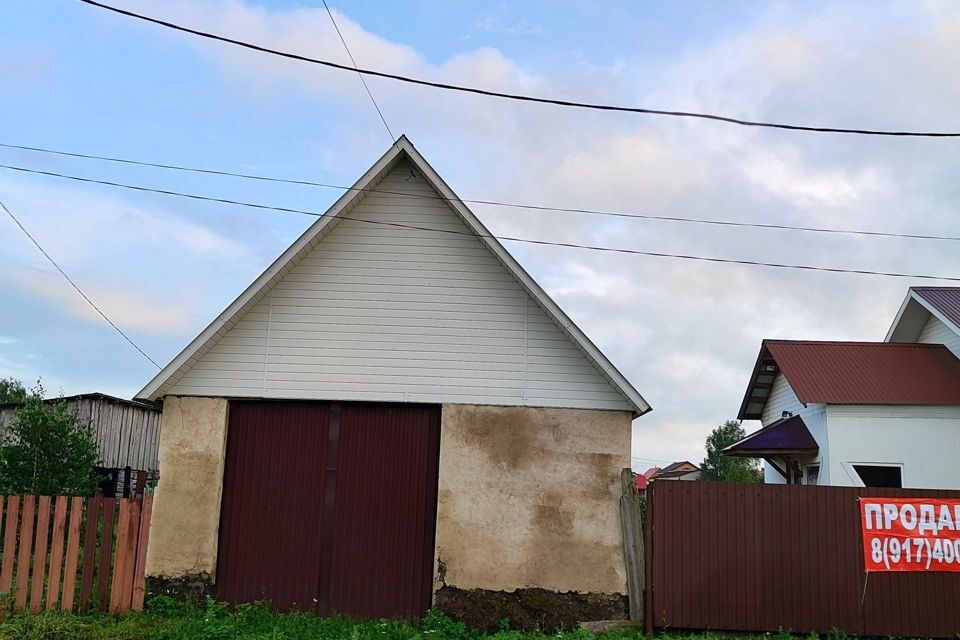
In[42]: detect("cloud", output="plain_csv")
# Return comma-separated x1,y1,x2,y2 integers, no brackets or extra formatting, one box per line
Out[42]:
476,17,543,36
6,268,191,333
51,0,960,465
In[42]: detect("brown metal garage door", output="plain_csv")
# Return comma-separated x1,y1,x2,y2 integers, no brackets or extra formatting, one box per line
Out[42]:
216,401,441,618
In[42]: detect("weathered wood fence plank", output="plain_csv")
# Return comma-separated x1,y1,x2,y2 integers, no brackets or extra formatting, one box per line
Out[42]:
78,496,100,611
131,494,153,611
30,496,52,612
619,468,645,624
61,497,84,611
15,496,35,611
46,496,69,610
0,496,18,592
96,498,116,612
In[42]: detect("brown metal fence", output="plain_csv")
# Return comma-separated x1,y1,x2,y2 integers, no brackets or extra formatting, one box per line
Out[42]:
648,481,960,638
0,494,153,614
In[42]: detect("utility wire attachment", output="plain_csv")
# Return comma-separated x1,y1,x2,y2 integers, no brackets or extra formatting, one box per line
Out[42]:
0,197,161,369
322,0,395,143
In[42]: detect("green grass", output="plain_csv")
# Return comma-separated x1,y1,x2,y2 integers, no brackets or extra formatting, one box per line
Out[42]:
0,598,653,640
0,599,857,640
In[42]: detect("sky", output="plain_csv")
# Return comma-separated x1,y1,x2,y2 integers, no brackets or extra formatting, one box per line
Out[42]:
2,0,960,470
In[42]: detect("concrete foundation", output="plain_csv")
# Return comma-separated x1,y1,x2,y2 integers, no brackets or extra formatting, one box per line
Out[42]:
434,586,628,632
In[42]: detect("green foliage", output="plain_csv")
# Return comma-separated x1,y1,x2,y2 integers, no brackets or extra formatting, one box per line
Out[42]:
0,378,27,405
701,419,761,483
0,383,100,496
0,603,653,640
0,603,867,640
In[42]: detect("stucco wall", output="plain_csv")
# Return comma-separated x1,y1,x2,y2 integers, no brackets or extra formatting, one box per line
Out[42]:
145,396,229,579
435,404,632,595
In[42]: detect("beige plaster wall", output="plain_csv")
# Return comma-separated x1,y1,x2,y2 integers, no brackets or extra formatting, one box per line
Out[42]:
145,396,229,579
435,404,632,595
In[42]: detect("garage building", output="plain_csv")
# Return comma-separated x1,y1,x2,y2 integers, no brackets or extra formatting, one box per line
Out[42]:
137,136,650,625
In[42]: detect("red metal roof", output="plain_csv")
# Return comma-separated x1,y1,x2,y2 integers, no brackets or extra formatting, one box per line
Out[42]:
766,340,960,405
913,287,960,329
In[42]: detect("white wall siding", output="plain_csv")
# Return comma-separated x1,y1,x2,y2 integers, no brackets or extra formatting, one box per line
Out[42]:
824,405,960,489
758,373,828,484
917,314,960,358
165,162,633,411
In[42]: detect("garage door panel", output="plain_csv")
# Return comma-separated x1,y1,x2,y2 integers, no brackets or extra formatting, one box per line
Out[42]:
217,402,331,611
329,405,441,619
216,401,441,619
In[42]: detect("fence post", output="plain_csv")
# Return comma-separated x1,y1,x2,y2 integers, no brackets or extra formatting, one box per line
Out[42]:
620,468,645,625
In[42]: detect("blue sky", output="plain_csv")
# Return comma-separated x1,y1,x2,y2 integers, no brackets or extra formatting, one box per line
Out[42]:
2,0,959,467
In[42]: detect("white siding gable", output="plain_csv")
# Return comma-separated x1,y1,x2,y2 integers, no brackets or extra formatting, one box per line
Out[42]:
917,314,960,358
758,373,828,484
760,373,818,425
161,161,634,411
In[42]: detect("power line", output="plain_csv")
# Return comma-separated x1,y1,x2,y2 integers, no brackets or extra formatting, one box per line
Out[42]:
3,162,959,283
76,0,960,138
0,197,161,369
3,141,959,243
322,0,395,142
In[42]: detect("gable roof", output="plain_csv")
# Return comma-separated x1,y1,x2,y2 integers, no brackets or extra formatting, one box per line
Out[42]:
137,136,649,416
738,340,960,419
660,461,698,473
887,287,960,342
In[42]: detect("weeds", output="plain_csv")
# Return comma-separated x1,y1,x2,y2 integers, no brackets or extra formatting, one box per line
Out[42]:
0,600,867,640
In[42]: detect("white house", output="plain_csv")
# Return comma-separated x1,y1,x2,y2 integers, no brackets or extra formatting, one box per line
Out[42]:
729,339,960,489
886,287,960,357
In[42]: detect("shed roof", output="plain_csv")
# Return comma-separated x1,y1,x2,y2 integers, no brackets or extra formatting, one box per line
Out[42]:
738,340,960,419
0,392,159,412
136,136,649,416
724,415,818,457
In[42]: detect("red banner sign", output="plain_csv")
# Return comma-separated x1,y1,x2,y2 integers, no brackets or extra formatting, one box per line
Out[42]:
861,498,960,572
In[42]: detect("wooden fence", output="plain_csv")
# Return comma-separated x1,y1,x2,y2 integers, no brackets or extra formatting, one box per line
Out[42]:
0,494,153,613
647,481,960,638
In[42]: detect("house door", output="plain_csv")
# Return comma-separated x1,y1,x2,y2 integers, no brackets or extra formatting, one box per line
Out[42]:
216,401,441,618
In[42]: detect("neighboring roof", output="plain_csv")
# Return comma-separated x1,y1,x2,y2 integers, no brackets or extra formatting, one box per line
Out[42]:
660,461,699,474
0,392,159,412
738,340,960,419
642,466,660,478
724,415,818,457
887,287,960,342
137,136,650,416
653,468,702,480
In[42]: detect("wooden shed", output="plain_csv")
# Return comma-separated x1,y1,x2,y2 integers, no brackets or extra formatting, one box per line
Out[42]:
0,392,162,496
136,136,650,627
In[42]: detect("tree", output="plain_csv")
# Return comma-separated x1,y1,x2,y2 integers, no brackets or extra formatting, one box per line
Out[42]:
0,383,100,496
701,419,761,482
0,377,28,404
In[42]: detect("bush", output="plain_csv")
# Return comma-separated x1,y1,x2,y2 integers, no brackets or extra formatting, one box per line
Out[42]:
0,383,99,496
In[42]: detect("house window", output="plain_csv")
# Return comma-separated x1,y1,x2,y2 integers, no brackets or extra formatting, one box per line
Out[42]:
805,464,820,486
853,464,902,488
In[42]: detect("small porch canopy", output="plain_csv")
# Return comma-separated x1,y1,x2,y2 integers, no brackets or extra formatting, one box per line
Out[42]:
724,415,818,484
